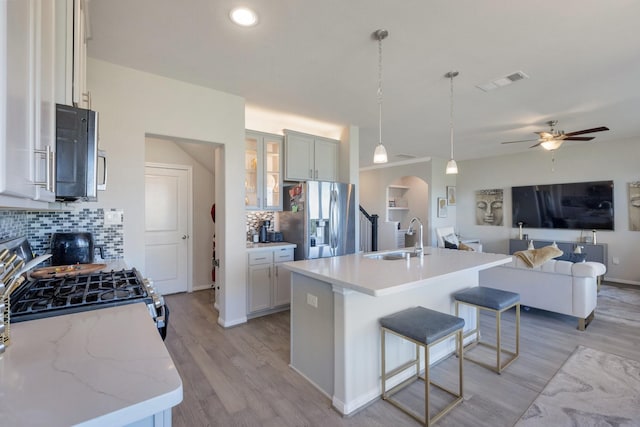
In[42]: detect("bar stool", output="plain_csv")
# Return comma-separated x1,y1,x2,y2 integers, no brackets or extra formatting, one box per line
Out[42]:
453,286,520,374
380,306,464,426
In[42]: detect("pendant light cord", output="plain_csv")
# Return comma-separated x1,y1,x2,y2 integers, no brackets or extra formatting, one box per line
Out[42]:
449,73,454,159
378,36,383,146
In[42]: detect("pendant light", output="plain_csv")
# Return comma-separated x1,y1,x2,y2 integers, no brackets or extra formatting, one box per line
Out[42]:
373,29,388,164
445,71,459,174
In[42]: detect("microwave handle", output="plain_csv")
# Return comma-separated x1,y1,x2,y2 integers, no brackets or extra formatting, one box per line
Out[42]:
97,150,107,191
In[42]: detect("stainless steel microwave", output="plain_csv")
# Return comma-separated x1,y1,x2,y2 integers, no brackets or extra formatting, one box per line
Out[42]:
55,104,106,201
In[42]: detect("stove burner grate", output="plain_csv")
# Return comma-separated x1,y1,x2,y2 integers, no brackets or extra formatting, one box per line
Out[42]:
10,268,150,320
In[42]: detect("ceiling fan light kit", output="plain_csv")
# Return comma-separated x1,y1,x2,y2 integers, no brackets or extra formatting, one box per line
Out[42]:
445,70,459,175
372,29,389,164
501,120,609,150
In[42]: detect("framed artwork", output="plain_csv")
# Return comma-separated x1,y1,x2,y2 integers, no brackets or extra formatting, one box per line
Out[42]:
437,197,448,218
630,182,640,231
476,189,504,226
447,186,456,206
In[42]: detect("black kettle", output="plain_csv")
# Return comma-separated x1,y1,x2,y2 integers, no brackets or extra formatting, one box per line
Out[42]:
50,232,100,265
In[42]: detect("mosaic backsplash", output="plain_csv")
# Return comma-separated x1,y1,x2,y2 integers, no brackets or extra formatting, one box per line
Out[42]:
246,211,275,241
0,208,124,260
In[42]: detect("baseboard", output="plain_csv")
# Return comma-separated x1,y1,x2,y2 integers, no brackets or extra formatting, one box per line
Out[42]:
604,277,640,286
217,315,247,328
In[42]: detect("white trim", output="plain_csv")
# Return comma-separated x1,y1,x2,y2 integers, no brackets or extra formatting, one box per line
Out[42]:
217,315,247,328
605,277,640,286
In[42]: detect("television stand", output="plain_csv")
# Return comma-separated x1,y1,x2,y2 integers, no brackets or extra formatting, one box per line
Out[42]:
509,238,608,270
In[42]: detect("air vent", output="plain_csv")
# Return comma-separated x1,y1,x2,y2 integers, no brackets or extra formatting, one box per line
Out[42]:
476,70,530,92
507,71,528,82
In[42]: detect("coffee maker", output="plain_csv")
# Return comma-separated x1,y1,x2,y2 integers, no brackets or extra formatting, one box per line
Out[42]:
259,220,271,243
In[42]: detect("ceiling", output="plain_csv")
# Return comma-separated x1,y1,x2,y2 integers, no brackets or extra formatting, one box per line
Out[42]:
87,0,640,167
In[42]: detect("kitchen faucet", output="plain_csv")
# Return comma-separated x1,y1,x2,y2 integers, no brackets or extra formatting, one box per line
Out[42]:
407,217,424,256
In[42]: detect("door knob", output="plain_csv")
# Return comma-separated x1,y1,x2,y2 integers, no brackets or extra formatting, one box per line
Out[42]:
182,235,188,240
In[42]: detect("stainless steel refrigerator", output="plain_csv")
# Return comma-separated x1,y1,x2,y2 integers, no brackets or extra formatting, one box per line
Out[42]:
279,181,356,260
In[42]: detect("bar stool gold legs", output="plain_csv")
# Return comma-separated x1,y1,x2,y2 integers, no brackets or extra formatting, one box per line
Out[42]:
454,287,520,375
380,307,464,426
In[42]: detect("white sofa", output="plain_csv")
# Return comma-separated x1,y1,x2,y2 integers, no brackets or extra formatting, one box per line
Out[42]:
479,257,606,330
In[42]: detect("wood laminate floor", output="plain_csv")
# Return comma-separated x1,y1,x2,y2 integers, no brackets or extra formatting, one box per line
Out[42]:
163,284,640,427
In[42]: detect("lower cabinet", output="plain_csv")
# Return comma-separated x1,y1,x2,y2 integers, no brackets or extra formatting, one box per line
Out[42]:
247,247,294,317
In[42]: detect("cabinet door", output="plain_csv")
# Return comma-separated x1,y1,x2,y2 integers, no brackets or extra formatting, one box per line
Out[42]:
248,264,272,313
245,133,261,209
313,137,338,181
1,0,36,199
33,0,56,202
285,133,314,181
72,0,88,108
273,262,291,307
263,136,282,210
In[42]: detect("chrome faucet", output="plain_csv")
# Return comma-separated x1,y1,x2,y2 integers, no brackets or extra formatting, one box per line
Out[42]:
407,217,424,256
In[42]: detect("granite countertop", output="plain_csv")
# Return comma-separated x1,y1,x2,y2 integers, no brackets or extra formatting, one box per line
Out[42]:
282,247,512,297
0,303,183,427
246,242,297,252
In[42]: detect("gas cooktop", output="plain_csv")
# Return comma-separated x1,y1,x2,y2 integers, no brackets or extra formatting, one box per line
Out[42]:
10,268,151,323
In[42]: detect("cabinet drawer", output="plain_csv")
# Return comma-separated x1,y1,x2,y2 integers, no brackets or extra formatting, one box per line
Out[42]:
248,251,273,265
274,248,294,262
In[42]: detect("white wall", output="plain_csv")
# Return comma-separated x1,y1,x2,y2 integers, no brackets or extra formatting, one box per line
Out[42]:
359,157,457,249
145,137,216,291
87,58,248,326
457,138,640,284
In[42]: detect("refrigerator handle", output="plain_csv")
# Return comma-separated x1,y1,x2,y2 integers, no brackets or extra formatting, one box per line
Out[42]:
329,187,338,254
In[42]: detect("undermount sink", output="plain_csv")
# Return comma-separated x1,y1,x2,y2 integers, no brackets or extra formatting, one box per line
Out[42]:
364,250,424,260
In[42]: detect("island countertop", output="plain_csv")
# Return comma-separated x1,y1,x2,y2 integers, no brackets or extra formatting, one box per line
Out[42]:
0,303,183,427
282,247,512,296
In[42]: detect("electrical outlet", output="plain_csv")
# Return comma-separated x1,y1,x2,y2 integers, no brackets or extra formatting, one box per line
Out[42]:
306,293,318,308
612,257,620,265
104,210,123,226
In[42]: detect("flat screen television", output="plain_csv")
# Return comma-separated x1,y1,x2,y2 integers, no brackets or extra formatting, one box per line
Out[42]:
512,180,614,230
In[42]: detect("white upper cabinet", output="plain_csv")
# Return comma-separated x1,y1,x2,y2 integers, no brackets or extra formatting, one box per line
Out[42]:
245,130,283,211
1,0,58,206
54,0,88,108
284,130,338,182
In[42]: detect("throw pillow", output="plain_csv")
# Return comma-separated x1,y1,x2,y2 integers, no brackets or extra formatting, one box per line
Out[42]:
444,239,458,249
555,252,587,263
458,242,475,251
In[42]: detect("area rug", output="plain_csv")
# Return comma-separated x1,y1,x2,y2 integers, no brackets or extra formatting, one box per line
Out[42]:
596,285,640,328
515,345,640,426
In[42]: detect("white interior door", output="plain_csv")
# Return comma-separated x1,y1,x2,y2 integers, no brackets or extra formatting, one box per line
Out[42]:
144,164,191,294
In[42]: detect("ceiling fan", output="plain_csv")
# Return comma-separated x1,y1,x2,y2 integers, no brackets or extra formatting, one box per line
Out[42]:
501,120,609,150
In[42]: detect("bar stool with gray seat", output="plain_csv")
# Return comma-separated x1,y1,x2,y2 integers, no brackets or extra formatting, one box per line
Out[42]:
453,286,520,374
380,306,465,426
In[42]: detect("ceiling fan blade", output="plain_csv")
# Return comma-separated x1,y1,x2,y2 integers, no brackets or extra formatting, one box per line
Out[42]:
529,142,542,148
564,126,609,136
564,136,595,141
501,139,538,144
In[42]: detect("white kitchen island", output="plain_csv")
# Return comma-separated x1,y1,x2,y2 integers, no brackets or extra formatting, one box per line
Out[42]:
282,247,511,415
0,303,182,427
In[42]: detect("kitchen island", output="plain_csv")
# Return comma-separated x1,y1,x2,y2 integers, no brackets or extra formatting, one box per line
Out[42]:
282,247,511,415
0,303,182,427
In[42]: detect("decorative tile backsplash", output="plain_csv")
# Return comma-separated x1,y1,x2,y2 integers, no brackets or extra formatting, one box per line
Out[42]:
245,211,275,240
0,208,124,260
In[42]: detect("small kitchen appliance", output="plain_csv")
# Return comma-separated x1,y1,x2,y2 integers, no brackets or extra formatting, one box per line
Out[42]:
259,220,271,243
50,232,103,265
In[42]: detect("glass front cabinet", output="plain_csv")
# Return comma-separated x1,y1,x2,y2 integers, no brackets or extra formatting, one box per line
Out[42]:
245,130,283,211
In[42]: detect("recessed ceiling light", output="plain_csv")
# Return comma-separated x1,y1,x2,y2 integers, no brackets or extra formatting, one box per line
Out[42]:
229,7,258,27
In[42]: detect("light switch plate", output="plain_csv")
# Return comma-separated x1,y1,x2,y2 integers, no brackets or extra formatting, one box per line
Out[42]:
104,210,123,226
